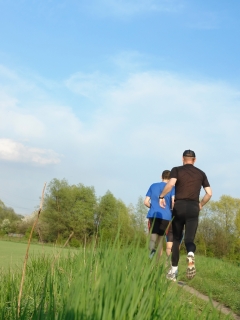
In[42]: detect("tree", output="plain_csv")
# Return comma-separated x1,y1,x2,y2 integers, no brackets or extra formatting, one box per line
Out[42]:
196,195,240,259
209,195,240,234
1,218,10,233
134,196,148,233
68,184,97,242
235,210,240,249
96,191,119,242
116,199,134,244
0,200,22,223
0,200,23,235
125,196,148,246
39,179,97,244
95,191,136,243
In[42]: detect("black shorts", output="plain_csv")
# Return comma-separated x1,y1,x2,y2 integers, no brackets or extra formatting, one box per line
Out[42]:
149,218,170,236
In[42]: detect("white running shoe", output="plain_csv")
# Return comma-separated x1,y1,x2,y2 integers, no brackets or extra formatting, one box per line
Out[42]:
166,268,178,282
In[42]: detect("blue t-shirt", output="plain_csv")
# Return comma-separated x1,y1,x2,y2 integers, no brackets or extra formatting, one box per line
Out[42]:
146,182,175,221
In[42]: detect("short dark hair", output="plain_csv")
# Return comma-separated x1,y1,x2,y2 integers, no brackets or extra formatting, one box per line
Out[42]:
183,149,196,157
162,170,170,180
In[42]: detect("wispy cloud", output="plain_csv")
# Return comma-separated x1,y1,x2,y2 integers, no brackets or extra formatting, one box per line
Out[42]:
65,72,114,98
110,51,150,72
0,139,61,165
186,11,220,30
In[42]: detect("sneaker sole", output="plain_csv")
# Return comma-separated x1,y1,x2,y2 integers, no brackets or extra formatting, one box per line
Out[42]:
166,275,177,282
186,266,196,279
186,256,196,279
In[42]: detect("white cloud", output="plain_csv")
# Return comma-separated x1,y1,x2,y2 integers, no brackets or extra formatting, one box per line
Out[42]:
1,63,240,214
0,107,45,139
64,69,240,189
0,139,61,165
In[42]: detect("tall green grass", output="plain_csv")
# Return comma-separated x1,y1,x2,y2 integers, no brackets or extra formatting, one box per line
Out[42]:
0,240,234,319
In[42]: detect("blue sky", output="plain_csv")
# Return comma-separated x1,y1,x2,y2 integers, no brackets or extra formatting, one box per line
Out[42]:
0,0,240,215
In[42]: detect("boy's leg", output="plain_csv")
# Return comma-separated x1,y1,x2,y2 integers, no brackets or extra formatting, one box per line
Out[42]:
156,235,163,259
149,218,170,260
166,241,173,257
149,218,158,258
166,223,173,257
157,219,171,260
149,233,158,251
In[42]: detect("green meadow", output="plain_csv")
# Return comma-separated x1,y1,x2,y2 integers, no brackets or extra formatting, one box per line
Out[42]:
0,239,238,320
0,240,54,270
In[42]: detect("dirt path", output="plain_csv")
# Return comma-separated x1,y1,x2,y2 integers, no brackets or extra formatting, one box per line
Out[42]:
178,281,240,320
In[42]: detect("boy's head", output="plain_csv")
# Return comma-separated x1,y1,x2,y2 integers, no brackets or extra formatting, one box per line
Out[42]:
162,170,170,180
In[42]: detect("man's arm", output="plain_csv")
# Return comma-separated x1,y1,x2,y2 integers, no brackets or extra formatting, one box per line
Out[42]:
144,196,151,208
159,178,177,208
171,196,175,210
199,186,212,210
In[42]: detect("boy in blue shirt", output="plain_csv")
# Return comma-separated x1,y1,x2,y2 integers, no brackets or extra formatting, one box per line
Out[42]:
144,170,175,260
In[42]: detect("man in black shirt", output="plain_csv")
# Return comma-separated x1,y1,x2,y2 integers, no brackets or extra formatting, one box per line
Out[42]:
159,150,212,281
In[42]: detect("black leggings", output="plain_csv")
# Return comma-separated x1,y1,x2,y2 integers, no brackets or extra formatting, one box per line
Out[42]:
172,200,199,267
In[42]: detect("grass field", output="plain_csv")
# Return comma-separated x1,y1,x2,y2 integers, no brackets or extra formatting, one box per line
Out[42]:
0,240,73,271
0,239,238,319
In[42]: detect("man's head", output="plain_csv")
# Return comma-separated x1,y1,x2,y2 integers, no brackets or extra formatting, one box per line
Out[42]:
162,170,170,180
182,149,196,165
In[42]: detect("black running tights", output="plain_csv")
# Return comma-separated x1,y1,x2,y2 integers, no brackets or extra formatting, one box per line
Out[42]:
171,200,199,267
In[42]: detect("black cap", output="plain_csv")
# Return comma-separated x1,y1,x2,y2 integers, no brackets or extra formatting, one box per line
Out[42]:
183,149,196,157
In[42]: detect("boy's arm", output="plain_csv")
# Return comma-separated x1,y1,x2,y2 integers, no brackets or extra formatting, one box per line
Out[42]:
144,196,151,208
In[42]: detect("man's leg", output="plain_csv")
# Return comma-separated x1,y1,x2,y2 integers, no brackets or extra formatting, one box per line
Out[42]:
167,202,185,281
171,216,185,266
184,201,199,279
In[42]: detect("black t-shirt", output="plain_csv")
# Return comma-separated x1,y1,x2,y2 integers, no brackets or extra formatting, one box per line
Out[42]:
170,164,210,202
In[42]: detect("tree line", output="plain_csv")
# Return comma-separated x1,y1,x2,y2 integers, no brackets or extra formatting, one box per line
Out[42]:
1,179,240,261
0,179,148,246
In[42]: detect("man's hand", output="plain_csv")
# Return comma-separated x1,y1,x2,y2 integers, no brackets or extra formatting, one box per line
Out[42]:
158,178,176,209
159,198,166,208
199,186,212,210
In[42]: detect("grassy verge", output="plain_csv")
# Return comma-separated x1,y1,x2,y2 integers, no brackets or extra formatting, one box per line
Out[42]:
178,255,240,315
175,286,235,320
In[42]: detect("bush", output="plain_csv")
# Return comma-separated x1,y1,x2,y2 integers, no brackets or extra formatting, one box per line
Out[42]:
70,238,80,247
